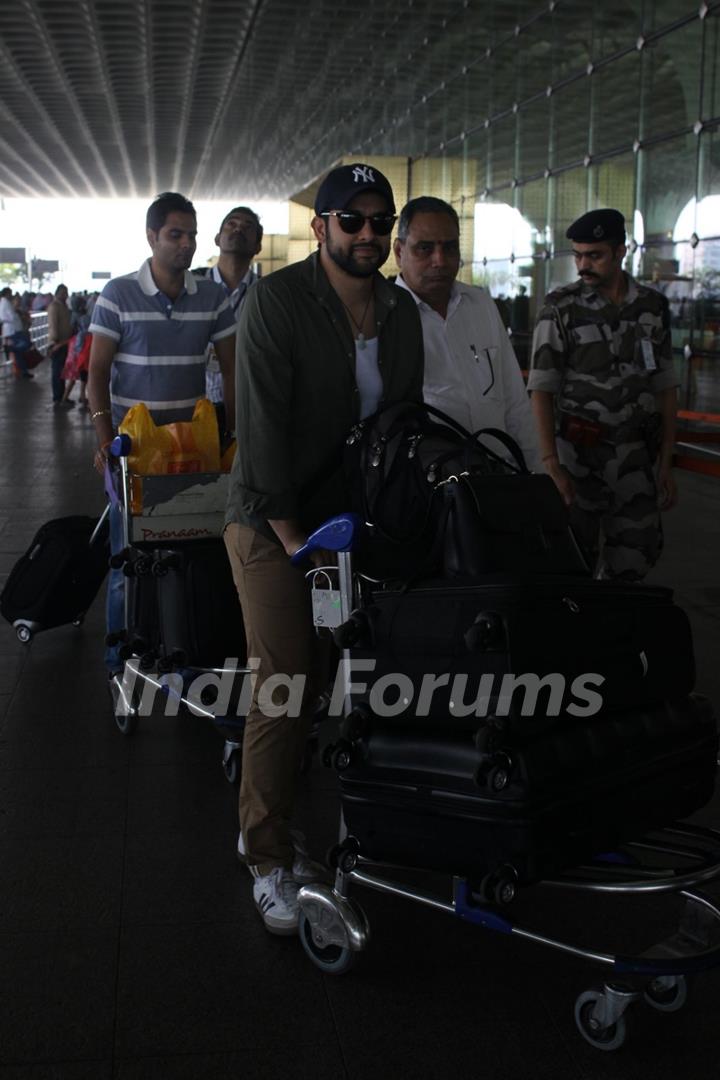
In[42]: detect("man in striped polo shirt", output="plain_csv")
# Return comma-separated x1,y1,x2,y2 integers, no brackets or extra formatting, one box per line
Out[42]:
87,191,237,674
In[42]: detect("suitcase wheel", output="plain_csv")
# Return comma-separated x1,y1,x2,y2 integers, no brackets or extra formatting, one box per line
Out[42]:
222,745,242,786
643,975,688,1013
574,987,633,1051
298,910,357,974
16,625,32,644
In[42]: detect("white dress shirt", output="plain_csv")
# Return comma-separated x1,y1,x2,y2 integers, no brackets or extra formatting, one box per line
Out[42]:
396,276,541,471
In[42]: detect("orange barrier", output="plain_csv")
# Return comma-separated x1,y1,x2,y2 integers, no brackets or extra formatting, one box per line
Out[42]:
674,454,720,478
677,409,720,425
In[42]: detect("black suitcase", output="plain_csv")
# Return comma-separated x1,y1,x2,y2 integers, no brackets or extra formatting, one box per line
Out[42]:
352,575,695,733
338,694,718,886
153,539,246,668
0,513,109,641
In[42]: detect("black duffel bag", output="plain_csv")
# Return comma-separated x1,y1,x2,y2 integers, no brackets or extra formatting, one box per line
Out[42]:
343,401,525,578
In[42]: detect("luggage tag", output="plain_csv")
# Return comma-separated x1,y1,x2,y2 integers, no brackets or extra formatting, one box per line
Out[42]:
640,339,657,371
310,570,343,629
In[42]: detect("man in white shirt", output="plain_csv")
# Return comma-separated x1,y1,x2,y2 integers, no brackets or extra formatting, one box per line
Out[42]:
193,206,262,433
393,196,541,471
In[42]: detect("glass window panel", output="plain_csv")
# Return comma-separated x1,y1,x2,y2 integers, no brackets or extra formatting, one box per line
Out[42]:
642,0,702,34
702,12,720,121
699,126,720,210
641,22,702,141
592,6,641,60
518,98,550,180
552,78,591,168
638,135,697,240
590,53,641,156
488,116,517,190
589,153,636,224
462,127,489,199
515,178,549,258
488,41,518,118
552,9,593,84
517,32,553,102
462,63,491,135
550,169,589,252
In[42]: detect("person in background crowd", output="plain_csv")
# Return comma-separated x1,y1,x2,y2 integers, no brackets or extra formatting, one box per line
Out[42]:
0,286,33,379
60,295,92,407
193,205,263,433
393,196,541,470
47,284,74,406
529,208,679,580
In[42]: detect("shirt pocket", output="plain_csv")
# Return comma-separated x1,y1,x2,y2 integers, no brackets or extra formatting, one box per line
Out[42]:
468,344,500,400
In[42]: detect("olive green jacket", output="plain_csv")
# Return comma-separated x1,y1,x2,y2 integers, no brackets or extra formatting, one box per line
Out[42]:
226,251,424,537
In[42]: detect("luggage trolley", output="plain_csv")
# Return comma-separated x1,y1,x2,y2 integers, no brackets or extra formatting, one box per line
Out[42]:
105,434,249,777
291,514,720,1052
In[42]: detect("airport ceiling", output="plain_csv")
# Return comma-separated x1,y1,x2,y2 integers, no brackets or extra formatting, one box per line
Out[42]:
0,0,689,202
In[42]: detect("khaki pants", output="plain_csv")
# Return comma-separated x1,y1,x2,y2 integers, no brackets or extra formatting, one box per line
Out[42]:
224,523,325,875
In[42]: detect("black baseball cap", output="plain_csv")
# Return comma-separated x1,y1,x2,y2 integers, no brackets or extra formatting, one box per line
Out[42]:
314,163,395,215
566,209,626,245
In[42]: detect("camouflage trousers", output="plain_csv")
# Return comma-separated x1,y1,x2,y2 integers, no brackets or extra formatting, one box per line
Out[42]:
557,436,663,582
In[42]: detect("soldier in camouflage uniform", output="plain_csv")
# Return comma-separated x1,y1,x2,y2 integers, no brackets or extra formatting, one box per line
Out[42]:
528,209,679,581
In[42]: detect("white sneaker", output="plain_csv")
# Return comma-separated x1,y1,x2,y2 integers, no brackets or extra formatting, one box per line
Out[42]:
252,867,300,935
238,828,329,884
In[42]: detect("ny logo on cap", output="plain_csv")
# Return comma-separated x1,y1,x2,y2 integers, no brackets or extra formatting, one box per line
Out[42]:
593,225,605,238
352,166,375,184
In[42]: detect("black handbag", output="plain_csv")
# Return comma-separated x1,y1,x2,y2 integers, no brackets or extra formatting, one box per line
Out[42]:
441,470,589,577
344,402,524,578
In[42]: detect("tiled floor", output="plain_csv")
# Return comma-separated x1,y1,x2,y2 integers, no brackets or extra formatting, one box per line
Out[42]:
1,357,719,1079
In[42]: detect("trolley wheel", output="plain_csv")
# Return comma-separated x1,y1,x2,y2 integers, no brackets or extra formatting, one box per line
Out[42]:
16,625,32,644
574,990,628,1051
109,672,140,737
115,710,139,737
298,911,357,974
643,975,688,1012
223,748,242,786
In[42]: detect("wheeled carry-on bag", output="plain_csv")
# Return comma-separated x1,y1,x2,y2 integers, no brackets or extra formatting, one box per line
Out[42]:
338,694,718,886
352,575,695,733
153,539,246,668
0,510,110,642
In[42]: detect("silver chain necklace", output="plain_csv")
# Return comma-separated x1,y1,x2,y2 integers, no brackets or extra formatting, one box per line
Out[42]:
341,290,373,350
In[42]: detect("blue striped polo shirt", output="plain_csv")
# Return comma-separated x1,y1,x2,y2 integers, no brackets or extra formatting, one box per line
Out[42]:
89,258,236,428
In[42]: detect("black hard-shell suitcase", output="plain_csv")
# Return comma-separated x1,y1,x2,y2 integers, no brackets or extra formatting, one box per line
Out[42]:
338,694,718,885
153,539,246,668
0,513,109,641
353,575,695,733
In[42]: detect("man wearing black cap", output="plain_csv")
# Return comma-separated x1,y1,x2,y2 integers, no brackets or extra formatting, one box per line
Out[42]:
224,163,423,934
528,208,679,580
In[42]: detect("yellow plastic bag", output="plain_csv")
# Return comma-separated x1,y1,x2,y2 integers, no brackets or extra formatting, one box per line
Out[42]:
119,398,221,476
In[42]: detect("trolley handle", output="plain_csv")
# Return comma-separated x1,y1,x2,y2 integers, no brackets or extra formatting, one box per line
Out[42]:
290,512,363,567
110,433,132,458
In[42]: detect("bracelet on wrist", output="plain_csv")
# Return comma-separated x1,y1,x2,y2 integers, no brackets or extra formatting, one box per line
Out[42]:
91,408,112,421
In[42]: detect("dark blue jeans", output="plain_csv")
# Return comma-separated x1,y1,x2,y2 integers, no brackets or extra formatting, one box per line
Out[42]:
105,500,125,673
11,331,30,375
50,345,67,402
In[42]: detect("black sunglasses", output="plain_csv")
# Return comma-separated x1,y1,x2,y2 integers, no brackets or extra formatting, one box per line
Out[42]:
321,210,397,236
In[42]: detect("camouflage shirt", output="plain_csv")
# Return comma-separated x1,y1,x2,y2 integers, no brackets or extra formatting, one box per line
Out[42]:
528,273,679,427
